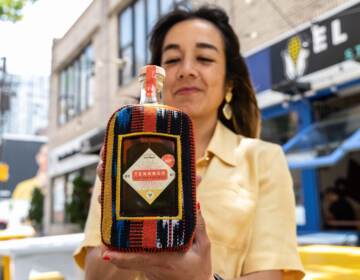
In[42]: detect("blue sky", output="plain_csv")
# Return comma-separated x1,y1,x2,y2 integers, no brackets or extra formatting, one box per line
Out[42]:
0,0,93,77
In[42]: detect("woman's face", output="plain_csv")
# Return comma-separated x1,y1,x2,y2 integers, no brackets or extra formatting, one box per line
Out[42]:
160,19,227,120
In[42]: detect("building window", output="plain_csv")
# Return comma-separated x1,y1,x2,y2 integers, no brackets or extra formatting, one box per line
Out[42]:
51,166,96,225
51,172,79,224
58,44,94,125
118,0,188,85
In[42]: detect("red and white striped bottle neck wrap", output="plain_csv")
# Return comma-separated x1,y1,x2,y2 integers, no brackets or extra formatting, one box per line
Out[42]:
138,65,165,104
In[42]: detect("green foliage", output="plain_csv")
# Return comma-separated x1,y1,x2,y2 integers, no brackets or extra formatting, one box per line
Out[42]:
66,176,92,230
28,187,44,228
0,0,38,22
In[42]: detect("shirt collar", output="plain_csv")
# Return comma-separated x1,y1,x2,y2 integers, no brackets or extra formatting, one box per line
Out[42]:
206,121,240,166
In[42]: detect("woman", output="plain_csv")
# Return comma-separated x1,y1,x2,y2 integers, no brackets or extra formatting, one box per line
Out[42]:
74,5,305,280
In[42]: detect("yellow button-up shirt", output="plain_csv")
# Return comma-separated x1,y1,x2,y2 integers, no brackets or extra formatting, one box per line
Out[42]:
74,121,304,279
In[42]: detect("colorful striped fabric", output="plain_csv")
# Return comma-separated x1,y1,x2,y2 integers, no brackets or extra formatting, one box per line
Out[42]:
101,104,196,252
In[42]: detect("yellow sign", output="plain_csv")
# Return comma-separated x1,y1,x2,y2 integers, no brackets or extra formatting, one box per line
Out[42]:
0,162,9,182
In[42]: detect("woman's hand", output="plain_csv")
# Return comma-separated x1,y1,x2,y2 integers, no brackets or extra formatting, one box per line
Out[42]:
101,206,212,280
85,247,139,280
96,145,105,182
97,145,212,280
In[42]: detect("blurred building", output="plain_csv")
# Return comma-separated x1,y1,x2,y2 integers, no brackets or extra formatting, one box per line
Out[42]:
4,76,49,135
0,58,48,136
0,57,18,136
1,58,49,233
247,0,360,235
47,0,360,235
0,134,46,198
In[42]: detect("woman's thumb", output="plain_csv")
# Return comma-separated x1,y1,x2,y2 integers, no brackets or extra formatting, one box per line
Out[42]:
194,203,209,248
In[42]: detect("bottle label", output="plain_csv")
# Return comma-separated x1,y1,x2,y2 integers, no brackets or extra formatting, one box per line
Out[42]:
117,133,182,219
145,65,156,98
123,148,175,204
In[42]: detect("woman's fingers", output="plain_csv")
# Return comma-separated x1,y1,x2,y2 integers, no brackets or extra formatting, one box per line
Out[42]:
96,162,103,182
102,249,158,271
100,145,105,158
196,175,202,187
97,146,105,182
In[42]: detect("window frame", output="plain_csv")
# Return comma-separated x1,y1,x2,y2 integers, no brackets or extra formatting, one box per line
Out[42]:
57,44,94,126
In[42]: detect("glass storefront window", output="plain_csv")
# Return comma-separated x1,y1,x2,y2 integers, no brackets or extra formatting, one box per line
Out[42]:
261,111,298,145
66,171,80,205
286,115,360,158
52,176,65,224
319,151,360,230
313,93,360,122
261,111,306,226
51,168,96,226
310,94,360,231
291,169,306,226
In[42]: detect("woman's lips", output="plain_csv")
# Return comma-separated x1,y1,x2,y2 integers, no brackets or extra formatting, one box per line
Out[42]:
174,87,201,95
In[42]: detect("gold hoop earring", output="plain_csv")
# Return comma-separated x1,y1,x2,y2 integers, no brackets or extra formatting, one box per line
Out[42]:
222,90,233,120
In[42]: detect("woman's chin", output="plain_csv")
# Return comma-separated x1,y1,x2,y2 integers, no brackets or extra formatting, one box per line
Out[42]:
164,100,205,119
174,105,200,118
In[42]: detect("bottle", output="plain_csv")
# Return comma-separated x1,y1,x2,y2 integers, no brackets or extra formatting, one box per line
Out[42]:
101,65,196,252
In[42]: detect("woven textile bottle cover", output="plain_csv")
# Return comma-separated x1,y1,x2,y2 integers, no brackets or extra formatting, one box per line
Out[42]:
101,65,197,252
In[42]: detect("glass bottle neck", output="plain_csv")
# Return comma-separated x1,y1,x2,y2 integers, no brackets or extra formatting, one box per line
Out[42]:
140,84,158,104
138,65,164,104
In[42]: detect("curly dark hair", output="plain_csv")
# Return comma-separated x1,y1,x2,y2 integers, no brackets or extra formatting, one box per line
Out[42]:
149,5,260,138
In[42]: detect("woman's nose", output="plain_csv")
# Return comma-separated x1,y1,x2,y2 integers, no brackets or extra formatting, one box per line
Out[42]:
177,59,198,79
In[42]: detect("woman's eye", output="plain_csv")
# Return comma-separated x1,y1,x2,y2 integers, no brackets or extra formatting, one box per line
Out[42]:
198,57,214,63
163,58,180,65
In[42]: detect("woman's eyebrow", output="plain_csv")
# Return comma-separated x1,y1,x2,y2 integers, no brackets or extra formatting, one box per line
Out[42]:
162,43,180,53
196,42,219,52
162,42,219,53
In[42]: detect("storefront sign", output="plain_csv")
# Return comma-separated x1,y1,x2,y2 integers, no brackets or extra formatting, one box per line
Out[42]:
270,3,360,85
